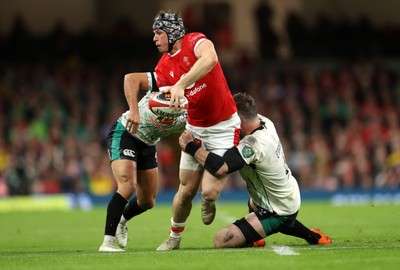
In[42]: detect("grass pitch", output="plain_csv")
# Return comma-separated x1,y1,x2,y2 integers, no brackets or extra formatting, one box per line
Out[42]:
1,200,399,270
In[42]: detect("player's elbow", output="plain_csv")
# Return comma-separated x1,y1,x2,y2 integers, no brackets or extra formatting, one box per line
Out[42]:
198,39,218,68
205,54,218,71
201,50,218,71
208,53,218,66
124,73,135,86
124,73,133,81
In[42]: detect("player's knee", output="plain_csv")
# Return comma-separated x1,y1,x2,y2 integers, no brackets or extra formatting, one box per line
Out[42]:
137,197,155,210
201,178,225,201
117,176,135,191
201,190,219,202
178,184,198,202
214,227,238,248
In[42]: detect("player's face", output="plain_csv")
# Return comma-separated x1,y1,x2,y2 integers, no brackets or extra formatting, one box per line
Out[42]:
153,29,169,53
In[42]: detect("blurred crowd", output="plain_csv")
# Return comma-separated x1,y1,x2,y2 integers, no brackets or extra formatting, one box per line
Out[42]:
227,58,400,191
1,10,400,200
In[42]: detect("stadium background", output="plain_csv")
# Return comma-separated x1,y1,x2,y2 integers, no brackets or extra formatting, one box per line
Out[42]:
1,0,399,209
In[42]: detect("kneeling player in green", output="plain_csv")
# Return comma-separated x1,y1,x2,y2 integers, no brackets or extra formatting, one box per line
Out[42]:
179,92,332,248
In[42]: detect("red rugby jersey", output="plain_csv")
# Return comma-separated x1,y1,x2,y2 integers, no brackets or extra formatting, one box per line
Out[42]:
155,32,237,127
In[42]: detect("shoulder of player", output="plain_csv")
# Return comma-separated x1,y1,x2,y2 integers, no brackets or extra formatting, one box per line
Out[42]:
243,127,275,149
183,32,208,45
240,133,261,148
184,32,206,38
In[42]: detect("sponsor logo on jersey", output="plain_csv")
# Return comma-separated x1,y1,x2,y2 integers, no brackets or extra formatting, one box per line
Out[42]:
242,145,254,158
122,149,136,158
169,71,174,78
187,83,207,97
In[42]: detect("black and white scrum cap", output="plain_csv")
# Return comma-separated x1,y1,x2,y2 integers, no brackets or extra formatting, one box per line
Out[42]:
153,12,186,51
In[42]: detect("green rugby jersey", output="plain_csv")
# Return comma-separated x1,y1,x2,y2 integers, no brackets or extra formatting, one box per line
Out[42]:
119,90,187,146
237,114,300,215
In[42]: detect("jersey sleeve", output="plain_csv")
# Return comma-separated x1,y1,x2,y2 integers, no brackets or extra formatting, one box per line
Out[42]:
236,135,262,165
186,32,207,53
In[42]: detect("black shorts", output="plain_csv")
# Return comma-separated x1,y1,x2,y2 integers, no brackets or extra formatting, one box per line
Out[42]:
107,121,157,170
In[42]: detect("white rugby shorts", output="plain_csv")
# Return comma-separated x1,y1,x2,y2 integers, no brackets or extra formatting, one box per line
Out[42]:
179,112,241,171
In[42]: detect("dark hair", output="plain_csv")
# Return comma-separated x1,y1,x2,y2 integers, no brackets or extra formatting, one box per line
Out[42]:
233,92,258,121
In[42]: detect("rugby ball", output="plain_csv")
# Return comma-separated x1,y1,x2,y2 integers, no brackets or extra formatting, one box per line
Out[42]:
148,91,188,118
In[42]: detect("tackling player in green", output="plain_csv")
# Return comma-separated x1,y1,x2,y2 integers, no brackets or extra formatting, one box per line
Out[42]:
178,92,332,248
